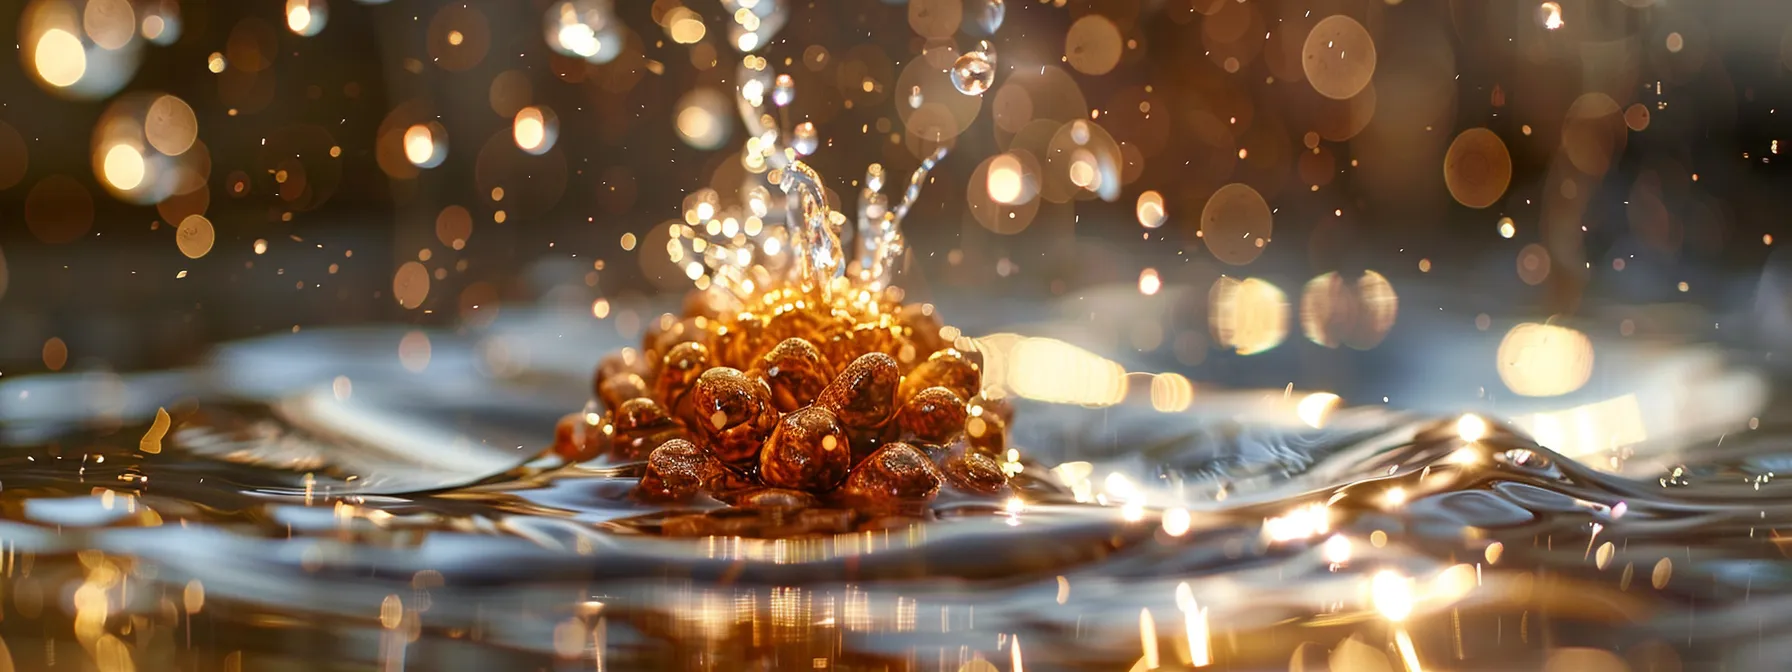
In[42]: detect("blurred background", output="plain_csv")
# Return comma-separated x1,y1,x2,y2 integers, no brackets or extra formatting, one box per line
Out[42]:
4,0,1792,414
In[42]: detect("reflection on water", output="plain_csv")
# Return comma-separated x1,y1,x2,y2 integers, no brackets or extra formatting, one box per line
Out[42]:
0,306,1783,671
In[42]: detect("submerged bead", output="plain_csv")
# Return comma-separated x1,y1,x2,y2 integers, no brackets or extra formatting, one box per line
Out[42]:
841,442,943,502
637,439,719,502
759,406,852,492
938,441,1009,496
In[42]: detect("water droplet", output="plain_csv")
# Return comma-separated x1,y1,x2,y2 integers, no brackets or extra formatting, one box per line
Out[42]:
977,0,1005,34
950,46,996,96
792,122,819,156
908,85,924,110
772,73,795,107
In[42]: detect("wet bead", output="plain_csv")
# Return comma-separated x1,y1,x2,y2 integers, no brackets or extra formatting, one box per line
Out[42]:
759,406,852,492
610,397,686,460
841,442,943,502
897,386,968,444
552,412,592,462
938,442,1009,496
690,367,779,466
750,337,835,413
963,409,1007,456
711,315,768,370
652,341,712,422
899,348,981,402
896,303,947,357
637,439,720,502
967,391,1015,424
817,352,901,431
683,285,743,320
597,371,648,410
593,348,649,398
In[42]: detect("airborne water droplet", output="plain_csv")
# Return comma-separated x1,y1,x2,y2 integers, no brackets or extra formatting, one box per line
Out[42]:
950,46,996,96
772,73,795,107
977,0,1006,34
908,85,924,110
792,122,819,156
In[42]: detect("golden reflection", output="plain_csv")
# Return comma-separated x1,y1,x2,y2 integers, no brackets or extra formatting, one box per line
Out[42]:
1138,268,1162,296
1497,323,1594,397
513,105,559,155
1302,15,1377,100
1136,190,1166,228
175,214,214,259
286,0,327,36
1265,503,1331,542
1005,337,1127,406
1297,392,1341,428
36,29,88,88
1199,183,1273,265
1139,608,1160,669
1150,373,1194,412
101,144,145,190
1210,277,1288,355
402,123,446,168
1456,414,1488,442
1371,569,1415,621
83,0,134,50
986,153,1025,204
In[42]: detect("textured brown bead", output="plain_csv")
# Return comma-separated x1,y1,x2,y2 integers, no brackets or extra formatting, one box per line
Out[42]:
759,406,852,492
597,372,648,411
711,315,767,370
899,348,982,403
751,337,835,413
963,408,1007,456
897,386,968,444
841,442,943,502
817,352,901,431
609,397,686,460
652,341,712,423
938,442,1010,496
689,367,779,466
637,439,719,502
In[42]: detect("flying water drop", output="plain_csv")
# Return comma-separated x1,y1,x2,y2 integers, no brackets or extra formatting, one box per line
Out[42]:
975,0,1005,34
951,42,996,96
908,85,924,110
772,74,795,107
792,122,819,156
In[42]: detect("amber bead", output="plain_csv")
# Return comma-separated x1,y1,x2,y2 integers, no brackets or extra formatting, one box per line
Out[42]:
841,442,943,502
963,408,1007,456
896,303,947,357
750,337,835,413
594,348,649,398
759,406,852,492
899,348,981,403
689,367,779,466
637,439,719,502
551,412,589,462
897,386,968,444
817,352,901,431
683,285,743,320
597,372,649,411
652,342,712,421
608,397,685,460
938,442,1009,496
967,391,1015,424
711,315,767,370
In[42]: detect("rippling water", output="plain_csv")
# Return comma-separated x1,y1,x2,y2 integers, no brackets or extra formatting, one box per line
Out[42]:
1,299,1784,671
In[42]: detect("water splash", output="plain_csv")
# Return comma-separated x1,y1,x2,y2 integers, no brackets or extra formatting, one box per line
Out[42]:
663,5,953,299
952,42,997,96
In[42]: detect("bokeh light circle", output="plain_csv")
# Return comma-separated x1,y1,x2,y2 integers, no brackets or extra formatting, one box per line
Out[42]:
1200,183,1273,265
